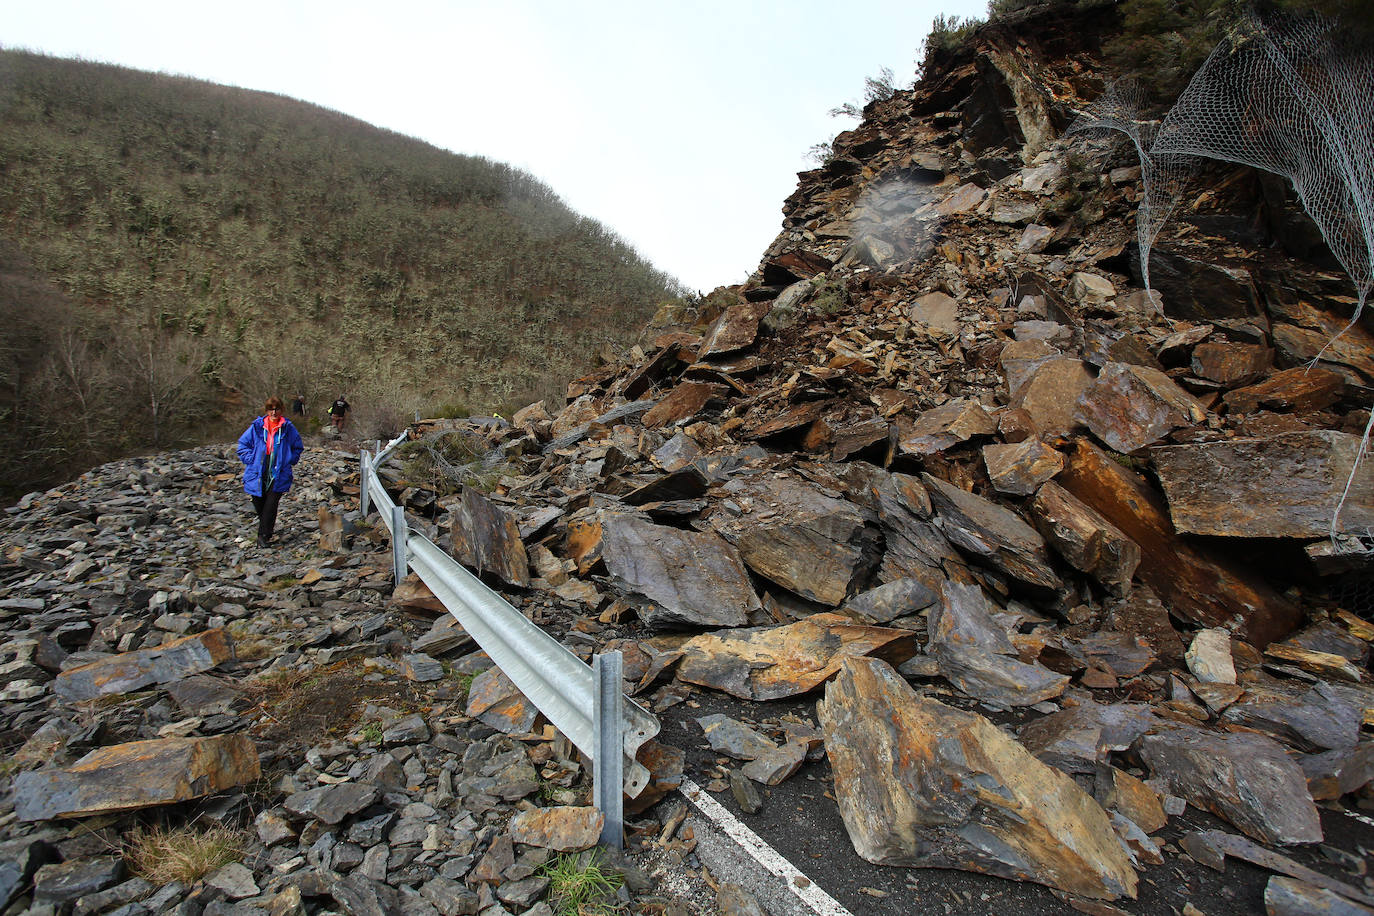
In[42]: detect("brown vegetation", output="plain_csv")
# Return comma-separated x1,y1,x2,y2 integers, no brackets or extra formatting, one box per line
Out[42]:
0,50,686,501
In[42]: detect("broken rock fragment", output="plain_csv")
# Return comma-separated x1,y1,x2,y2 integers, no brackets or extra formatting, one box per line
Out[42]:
601,515,759,628
1075,362,1206,453
712,474,874,607
53,629,235,702
925,581,1068,706
448,487,530,588
1057,439,1301,647
841,578,938,624
1184,629,1236,685
896,399,996,457
675,612,916,700
922,473,1061,592
1152,431,1374,538
1029,481,1139,594
818,657,1137,900
1137,725,1322,845
983,438,1064,496
15,734,261,821
507,807,603,852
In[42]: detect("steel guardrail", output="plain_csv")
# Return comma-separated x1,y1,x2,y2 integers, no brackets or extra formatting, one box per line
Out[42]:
359,441,661,802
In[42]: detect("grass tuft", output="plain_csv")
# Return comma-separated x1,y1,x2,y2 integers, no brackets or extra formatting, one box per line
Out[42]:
540,850,625,916
124,825,247,885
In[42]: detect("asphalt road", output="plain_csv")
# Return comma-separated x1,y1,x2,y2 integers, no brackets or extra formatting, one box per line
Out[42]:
652,687,1374,916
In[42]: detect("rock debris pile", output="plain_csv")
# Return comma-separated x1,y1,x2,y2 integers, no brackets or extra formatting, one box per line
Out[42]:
3,5,1374,916
0,448,702,916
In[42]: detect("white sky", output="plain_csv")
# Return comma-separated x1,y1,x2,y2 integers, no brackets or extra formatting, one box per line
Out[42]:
2,0,988,292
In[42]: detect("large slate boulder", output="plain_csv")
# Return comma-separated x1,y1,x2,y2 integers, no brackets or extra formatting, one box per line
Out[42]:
818,657,1137,900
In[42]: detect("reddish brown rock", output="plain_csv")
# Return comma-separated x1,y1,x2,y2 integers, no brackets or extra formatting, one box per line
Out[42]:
676,612,916,700
897,399,996,457
1189,342,1272,387
448,487,530,588
1095,765,1167,835
712,475,873,606
620,344,689,401
15,735,261,821
641,382,727,429
998,407,1039,443
1013,357,1095,438
1222,366,1345,415
909,291,960,335
818,657,1137,900
1075,362,1206,453
466,667,539,735
1057,440,1301,647
507,807,604,852
393,576,445,615
1272,322,1374,381
698,302,772,357
1152,431,1374,538
1029,482,1139,594
746,400,828,440
983,438,1064,495
936,182,987,216
829,416,892,462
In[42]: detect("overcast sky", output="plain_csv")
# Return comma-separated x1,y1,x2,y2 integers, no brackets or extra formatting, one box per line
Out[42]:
3,0,988,292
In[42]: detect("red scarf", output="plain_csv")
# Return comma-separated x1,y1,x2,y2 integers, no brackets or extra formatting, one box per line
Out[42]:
264,415,284,455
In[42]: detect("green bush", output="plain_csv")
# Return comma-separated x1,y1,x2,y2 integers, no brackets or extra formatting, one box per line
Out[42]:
918,13,985,79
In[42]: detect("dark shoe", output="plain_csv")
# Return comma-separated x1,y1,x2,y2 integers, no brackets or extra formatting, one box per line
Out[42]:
255,536,269,548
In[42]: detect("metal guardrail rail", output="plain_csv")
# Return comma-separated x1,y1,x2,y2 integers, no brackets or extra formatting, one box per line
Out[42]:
358,433,661,845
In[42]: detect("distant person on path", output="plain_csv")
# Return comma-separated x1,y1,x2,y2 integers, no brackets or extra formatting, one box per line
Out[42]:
291,394,306,417
329,395,351,432
236,396,304,548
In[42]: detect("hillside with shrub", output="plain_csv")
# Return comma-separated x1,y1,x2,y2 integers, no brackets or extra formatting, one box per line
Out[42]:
0,49,685,500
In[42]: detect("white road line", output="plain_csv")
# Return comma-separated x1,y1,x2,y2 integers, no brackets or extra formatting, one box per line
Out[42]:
678,777,857,916
1340,808,1374,830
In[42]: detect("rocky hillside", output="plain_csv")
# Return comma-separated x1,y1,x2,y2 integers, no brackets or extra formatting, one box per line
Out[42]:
1,5,1373,916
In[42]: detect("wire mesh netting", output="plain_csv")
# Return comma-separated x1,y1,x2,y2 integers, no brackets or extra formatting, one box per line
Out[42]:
1152,7,1373,321
1070,6,1374,542
1066,79,1197,293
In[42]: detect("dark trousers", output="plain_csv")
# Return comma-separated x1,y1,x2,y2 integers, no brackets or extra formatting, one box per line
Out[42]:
251,490,284,542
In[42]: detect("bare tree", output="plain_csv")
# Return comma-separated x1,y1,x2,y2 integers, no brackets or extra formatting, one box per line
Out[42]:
113,321,206,448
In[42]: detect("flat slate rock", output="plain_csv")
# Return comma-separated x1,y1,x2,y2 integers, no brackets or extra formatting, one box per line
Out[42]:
283,783,379,826
448,487,530,588
507,806,603,852
53,629,234,702
1152,431,1374,538
601,515,759,628
712,474,873,606
1137,725,1322,846
922,474,1061,592
1057,439,1301,648
15,734,261,821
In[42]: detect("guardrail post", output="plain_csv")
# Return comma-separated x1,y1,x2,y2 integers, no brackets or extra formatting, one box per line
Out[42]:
391,505,408,584
592,650,625,849
360,451,371,516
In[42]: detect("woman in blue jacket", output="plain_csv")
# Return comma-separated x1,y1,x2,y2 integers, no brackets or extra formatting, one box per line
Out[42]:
236,396,305,547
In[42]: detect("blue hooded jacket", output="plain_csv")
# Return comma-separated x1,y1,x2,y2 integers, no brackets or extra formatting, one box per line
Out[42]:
237,417,304,496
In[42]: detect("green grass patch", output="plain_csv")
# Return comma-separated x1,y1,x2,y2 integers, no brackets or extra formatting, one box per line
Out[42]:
540,851,625,916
